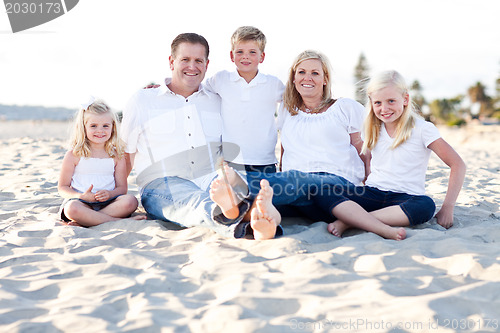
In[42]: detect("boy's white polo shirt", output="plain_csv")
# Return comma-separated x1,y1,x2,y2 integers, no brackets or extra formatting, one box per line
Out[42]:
205,70,284,165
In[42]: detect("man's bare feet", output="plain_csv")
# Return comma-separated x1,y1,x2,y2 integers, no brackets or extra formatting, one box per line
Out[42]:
251,179,281,240
218,164,248,196
209,178,240,219
327,220,350,237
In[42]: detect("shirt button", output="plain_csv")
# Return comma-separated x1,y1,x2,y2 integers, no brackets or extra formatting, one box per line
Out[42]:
191,161,194,164
191,146,195,149
188,133,191,136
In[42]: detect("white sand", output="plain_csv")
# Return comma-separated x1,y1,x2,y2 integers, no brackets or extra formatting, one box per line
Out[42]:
1,121,499,332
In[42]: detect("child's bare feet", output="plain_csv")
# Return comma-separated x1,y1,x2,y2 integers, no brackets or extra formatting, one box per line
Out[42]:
394,227,406,241
379,226,407,241
209,178,240,219
327,220,350,237
251,179,281,240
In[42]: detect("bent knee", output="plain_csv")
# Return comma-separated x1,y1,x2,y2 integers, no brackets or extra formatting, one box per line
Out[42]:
64,201,87,220
119,195,139,211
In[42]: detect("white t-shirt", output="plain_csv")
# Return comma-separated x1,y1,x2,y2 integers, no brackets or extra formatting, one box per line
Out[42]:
205,70,284,165
121,79,223,190
365,118,441,195
277,98,366,185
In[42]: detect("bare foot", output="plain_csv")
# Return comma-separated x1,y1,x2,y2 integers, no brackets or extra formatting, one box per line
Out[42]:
131,214,147,220
209,178,239,219
218,164,248,196
395,227,406,241
67,221,85,227
327,220,350,237
251,179,281,240
381,226,407,241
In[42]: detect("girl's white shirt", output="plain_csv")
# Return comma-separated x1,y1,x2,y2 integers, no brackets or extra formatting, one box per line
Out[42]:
71,157,115,193
277,98,366,185
365,118,441,195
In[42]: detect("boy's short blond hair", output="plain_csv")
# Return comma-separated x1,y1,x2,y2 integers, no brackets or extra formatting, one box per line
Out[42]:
230,26,266,52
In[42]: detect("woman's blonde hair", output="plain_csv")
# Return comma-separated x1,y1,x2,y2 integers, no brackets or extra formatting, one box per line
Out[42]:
283,50,335,116
362,70,418,154
70,100,125,158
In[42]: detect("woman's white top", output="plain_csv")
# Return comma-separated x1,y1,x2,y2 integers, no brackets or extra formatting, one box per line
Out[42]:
71,157,115,193
277,98,366,184
365,118,441,195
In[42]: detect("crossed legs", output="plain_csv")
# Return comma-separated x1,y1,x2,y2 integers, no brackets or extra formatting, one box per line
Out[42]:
63,194,146,227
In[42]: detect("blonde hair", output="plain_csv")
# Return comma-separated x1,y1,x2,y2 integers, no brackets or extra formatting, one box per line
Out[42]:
70,100,125,158
362,70,418,154
230,26,266,52
283,50,335,116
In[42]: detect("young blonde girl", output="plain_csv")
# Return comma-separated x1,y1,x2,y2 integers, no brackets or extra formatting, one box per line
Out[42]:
58,100,145,226
321,70,466,238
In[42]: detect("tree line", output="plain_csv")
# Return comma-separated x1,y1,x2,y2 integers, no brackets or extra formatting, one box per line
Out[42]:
354,53,500,126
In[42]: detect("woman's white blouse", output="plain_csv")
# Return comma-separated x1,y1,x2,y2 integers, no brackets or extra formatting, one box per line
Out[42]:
277,98,366,184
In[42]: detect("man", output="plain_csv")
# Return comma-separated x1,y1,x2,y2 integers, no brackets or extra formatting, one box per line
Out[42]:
121,33,282,239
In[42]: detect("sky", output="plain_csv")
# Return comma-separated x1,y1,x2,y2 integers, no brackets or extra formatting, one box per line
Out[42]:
1,0,499,111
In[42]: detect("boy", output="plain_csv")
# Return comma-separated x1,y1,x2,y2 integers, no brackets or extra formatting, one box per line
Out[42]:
205,26,284,174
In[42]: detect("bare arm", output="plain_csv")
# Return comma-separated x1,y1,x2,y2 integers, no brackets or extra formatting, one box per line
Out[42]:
279,144,284,172
350,132,371,182
125,152,135,176
428,138,466,229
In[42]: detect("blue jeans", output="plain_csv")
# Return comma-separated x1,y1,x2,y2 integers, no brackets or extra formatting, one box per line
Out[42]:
315,184,436,225
227,162,277,174
245,170,352,221
141,176,252,238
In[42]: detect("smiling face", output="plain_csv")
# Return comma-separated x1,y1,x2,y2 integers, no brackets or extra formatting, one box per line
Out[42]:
293,59,326,102
230,40,265,81
84,112,113,147
369,84,409,130
169,42,209,97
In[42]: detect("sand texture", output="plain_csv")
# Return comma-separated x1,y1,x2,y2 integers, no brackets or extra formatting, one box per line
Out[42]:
0,121,499,332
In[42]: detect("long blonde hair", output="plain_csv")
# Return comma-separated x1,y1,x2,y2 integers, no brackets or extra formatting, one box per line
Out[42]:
70,100,125,158
283,50,335,115
362,70,418,154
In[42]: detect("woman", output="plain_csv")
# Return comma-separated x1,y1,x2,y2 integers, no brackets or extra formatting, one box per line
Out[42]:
242,50,369,219
278,50,369,185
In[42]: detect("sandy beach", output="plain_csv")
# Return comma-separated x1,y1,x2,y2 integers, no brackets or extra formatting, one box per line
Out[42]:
0,120,499,332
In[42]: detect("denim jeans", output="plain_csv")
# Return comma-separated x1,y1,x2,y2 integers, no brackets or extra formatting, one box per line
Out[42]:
141,176,252,238
227,162,277,174
244,170,352,221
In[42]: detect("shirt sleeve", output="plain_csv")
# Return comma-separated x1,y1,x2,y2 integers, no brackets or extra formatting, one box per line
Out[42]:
204,71,225,94
337,98,366,134
276,103,287,131
120,92,142,154
421,120,442,147
275,77,285,103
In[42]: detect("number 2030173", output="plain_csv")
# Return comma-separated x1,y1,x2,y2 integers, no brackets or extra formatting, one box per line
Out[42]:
5,2,62,14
